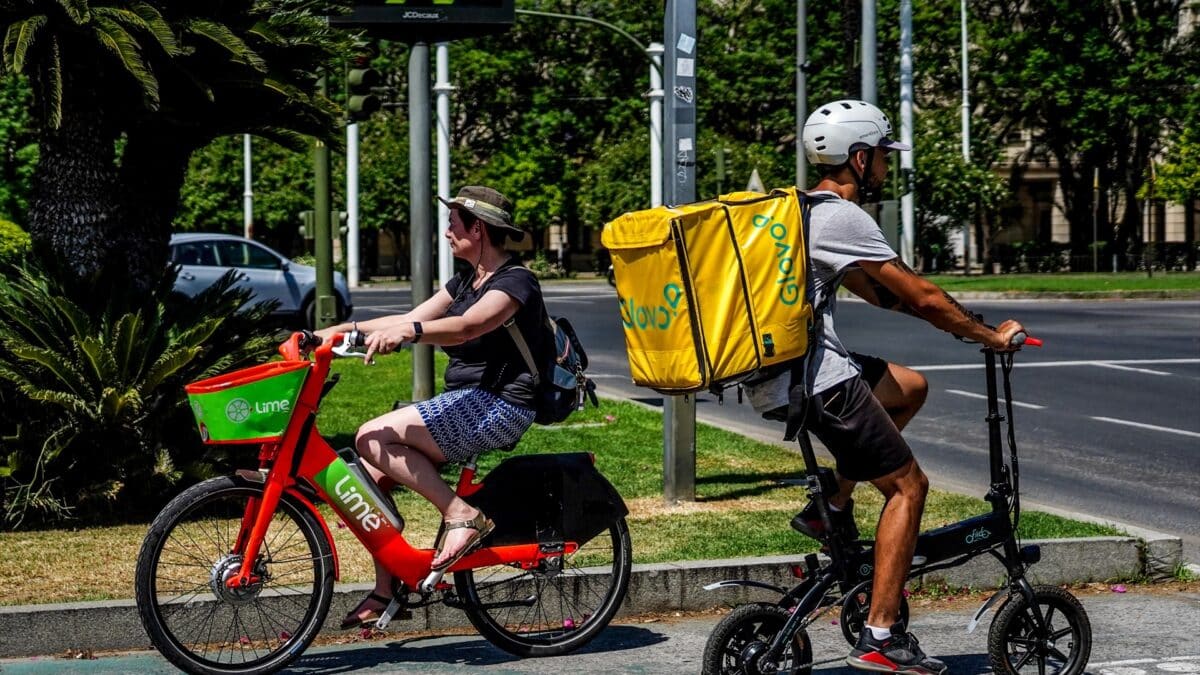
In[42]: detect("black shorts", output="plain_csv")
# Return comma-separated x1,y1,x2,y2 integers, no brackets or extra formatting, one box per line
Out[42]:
806,376,913,482
849,352,888,390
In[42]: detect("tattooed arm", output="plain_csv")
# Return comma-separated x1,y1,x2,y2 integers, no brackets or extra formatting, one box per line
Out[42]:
842,267,921,318
856,257,1024,350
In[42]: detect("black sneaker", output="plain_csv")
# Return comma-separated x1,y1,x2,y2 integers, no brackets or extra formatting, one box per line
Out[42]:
790,498,859,541
846,623,947,674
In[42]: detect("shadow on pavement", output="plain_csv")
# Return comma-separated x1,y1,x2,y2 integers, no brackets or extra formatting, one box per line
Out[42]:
286,625,670,673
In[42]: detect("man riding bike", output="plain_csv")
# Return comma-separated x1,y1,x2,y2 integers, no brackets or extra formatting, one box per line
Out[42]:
746,99,1025,674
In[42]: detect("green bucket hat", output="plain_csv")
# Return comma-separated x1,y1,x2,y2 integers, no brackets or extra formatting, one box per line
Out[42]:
438,185,526,242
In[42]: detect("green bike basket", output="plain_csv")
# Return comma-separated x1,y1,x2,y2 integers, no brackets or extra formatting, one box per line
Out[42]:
185,360,310,444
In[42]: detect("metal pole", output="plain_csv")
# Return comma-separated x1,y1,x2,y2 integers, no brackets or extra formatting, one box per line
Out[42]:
409,43,434,401
347,123,360,288
861,0,876,103
797,0,807,188
663,0,697,504
314,75,335,329
899,0,915,267
960,0,972,273
1092,167,1099,272
648,42,664,209
435,42,453,287
243,134,253,239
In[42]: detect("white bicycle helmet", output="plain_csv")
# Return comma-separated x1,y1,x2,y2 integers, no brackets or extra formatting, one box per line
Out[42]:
803,99,910,166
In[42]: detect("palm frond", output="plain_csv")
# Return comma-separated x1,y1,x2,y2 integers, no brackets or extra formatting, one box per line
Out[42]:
111,312,142,382
76,335,119,383
99,385,142,419
4,15,47,73
93,6,180,58
44,35,62,128
251,126,308,152
92,15,160,108
7,345,92,398
128,2,182,56
24,388,93,418
54,0,89,25
187,18,267,73
49,294,92,341
143,345,202,392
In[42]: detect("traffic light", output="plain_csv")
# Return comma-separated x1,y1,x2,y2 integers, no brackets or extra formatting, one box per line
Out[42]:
346,66,381,123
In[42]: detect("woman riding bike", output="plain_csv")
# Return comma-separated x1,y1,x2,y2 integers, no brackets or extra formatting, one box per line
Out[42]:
315,185,550,629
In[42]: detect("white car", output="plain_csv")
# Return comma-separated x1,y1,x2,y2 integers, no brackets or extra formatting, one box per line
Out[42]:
169,233,353,329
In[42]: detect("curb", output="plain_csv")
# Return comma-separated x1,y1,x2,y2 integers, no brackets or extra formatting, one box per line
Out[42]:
0,533,1181,659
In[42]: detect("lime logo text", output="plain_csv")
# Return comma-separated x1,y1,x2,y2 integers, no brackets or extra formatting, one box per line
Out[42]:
224,398,291,424
752,213,801,306
334,475,383,532
620,283,684,331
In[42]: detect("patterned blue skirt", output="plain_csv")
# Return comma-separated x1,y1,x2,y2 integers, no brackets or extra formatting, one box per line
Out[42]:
415,387,536,463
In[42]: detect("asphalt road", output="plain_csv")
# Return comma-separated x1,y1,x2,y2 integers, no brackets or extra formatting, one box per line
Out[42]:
349,284,1200,563
4,585,1198,673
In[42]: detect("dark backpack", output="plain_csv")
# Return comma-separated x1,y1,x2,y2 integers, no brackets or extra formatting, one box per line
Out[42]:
506,314,598,425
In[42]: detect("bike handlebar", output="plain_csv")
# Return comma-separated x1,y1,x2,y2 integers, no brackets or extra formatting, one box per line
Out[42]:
277,330,369,361
1010,332,1043,348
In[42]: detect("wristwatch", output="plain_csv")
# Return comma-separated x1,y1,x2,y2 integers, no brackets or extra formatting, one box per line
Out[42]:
412,321,423,343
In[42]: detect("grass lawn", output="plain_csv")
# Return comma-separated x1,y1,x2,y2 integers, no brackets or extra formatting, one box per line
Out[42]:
927,271,1200,293
0,351,1122,606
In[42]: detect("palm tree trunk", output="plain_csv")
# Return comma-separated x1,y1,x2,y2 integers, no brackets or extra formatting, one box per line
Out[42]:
117,124,200,290
26,77,122,289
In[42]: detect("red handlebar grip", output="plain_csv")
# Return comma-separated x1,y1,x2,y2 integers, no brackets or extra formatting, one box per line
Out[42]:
1024,336,1043,347
278,333,303,360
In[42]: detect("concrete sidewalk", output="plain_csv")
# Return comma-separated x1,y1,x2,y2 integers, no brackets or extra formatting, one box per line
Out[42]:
0,530,1183,659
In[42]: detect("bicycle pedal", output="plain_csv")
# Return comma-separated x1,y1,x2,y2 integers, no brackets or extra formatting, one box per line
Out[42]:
789,515,824,540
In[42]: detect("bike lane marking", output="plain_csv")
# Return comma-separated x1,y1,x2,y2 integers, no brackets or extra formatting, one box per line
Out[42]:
912,358,1200,371
1090,416,1200,439
1092,362,1174,376
945,389,1046,409
1094,655,1200,675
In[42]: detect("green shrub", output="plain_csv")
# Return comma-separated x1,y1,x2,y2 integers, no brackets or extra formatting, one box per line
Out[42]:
0,220,30,267
526,250,571,280
0,258,282,528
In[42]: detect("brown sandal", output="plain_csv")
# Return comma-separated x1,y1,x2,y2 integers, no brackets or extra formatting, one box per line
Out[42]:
340,591,392,630
431,510,494,572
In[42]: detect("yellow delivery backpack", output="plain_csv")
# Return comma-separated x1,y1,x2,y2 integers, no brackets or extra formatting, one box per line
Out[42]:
601,187,815,395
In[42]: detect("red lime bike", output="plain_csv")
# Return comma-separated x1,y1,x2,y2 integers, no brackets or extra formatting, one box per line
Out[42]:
135,331,631,674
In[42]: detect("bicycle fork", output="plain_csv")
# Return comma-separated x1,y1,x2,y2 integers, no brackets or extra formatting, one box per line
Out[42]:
763,571,840,666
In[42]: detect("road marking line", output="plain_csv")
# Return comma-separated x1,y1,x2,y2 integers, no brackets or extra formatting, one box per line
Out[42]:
914,358,1200,371
945,389,1046,409
1090,416,1200,439
1092,362,1173,375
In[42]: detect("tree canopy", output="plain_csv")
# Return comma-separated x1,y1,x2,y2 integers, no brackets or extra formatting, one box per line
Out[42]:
1,0,1195,278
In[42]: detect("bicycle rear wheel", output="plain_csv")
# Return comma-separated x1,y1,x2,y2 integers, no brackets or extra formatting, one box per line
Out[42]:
135,476,335,675
454,517,632,656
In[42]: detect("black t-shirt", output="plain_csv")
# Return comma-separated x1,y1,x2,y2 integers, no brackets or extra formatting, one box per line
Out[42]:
441,258,547,409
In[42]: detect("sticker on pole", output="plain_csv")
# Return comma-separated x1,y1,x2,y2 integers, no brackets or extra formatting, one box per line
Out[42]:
185,361,309,444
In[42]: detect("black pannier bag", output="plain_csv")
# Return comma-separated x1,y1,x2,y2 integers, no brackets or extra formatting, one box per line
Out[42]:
464,453,627,547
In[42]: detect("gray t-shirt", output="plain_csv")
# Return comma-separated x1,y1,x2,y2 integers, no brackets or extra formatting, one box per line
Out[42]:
745,191,897,413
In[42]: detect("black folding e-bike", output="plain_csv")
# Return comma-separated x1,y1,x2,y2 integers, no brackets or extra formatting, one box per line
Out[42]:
701,333,1092,674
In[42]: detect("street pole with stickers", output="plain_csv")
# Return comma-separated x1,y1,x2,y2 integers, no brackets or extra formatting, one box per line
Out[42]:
662,0,697,504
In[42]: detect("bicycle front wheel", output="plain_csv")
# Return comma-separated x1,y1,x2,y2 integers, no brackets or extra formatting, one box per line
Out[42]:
135,476,335,675
454,517,632,657
988,584,1092,675
701,602,813,675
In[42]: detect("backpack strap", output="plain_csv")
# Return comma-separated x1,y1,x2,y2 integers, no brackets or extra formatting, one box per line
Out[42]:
504,318,542,388
784,191,827,442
